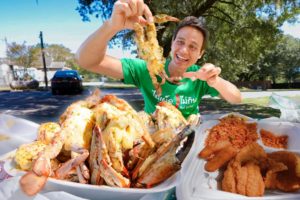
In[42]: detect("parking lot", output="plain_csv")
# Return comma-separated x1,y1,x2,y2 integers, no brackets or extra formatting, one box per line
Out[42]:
0,87,143,124
2,87,294,124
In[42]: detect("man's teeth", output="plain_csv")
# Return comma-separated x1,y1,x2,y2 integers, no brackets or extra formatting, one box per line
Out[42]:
177,55,188,61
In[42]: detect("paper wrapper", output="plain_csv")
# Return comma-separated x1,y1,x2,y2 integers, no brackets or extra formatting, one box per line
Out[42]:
0,176,89,200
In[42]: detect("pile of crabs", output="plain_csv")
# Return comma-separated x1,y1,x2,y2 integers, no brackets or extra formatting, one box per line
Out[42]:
15,90,198,196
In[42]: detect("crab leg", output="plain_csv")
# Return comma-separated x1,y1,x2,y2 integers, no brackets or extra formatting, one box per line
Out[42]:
19,172,48,196
20,93,97,196
134,15,180,95
55,147,90,183
20,130,65,195
32,131,64,176
134,126,195,188
133,23,148,60
153,14,180,23
78,163,90,182
90,126,130,187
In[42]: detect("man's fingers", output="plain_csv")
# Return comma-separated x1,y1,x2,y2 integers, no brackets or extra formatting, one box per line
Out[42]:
201,66,221,79
136,0,144,16
138,16,148,25
115,2,132,17
143,4,153,23
183,72,197,81
116,0,153,24
207,69,217,78
209,67,221,78
127,0,138,16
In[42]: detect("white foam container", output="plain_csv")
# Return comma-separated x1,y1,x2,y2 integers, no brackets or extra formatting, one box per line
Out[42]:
176,113,300,200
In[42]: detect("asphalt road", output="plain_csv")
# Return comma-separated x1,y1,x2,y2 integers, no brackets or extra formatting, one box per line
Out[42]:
2,88,298,124
0,88,144,124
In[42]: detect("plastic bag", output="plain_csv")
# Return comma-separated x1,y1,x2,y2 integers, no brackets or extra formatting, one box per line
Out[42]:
269,93,300,122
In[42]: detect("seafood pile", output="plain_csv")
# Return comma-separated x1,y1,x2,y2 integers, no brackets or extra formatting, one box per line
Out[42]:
134,14,180,95
15,90,195,196
198,114,300,197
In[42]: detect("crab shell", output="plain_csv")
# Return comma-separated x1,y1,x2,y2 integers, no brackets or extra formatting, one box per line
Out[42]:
134,125,195,188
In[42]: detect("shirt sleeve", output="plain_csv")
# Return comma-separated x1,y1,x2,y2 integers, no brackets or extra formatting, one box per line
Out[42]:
121,58,147,87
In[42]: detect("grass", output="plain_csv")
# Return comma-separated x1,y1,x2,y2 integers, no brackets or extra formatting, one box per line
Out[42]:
200,98,281,119
242,96,270,107
242,95,300,107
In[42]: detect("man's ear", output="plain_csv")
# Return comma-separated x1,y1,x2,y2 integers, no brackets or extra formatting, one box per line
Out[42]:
198,50,205,59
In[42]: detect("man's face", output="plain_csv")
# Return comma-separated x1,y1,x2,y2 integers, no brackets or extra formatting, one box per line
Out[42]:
171,26,204,69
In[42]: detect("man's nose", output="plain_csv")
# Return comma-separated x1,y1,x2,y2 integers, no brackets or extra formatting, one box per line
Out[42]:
179,45,189,54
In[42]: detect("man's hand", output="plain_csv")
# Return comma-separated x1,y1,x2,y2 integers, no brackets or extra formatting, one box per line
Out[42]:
183,63,221,87
109,0,153,31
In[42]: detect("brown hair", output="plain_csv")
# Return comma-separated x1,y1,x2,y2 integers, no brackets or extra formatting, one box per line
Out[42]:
172,16,208,51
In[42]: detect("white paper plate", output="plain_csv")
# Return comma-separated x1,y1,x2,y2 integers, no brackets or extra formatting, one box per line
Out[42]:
0,114,181,200
176,113,300,200
0,114,39,155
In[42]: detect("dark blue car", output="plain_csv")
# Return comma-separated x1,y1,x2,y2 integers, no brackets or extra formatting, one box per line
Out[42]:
51,70,83,95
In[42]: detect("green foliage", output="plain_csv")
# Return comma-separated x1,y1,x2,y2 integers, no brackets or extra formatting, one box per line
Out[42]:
76,0,300,83
72,62,101,81
6,42,39,68
6,41,76,68
5,40,104,81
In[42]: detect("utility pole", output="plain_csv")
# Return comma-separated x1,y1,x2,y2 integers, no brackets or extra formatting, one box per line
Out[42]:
39,31,48,89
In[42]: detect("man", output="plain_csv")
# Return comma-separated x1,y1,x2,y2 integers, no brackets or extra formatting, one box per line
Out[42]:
76,0,241,118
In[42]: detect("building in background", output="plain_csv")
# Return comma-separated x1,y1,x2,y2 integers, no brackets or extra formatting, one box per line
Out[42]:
0,61,70,88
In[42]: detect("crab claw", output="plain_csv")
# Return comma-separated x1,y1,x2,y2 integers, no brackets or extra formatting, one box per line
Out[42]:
154,14,180,23
134,125,195,188
19,172,47,196
32,155,51,177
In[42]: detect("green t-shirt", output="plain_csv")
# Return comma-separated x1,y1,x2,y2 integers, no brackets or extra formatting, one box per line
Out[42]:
121,58,219,118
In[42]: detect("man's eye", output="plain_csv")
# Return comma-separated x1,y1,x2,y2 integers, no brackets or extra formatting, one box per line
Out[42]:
190,45,198,50
176,40,184,45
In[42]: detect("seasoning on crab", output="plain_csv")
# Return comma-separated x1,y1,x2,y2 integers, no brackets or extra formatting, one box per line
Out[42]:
89,94,155,187
134,14,180,95
19,89,100,196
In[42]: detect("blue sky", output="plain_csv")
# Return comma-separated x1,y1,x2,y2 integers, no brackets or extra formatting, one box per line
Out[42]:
0,0,299,58
0,0,133,58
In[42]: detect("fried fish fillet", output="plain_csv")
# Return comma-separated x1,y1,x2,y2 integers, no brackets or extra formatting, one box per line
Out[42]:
199,140,238,172
204,145,237,172
222,143,267,197
267,151,300,192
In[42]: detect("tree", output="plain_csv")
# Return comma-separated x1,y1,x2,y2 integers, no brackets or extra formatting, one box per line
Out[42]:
6,41,39,68
277,35,300,83
76,0,300,82
32,44,75,68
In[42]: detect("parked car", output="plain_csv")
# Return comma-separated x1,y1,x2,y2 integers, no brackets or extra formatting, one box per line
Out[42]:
51,70,83,95
10,79,39,90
